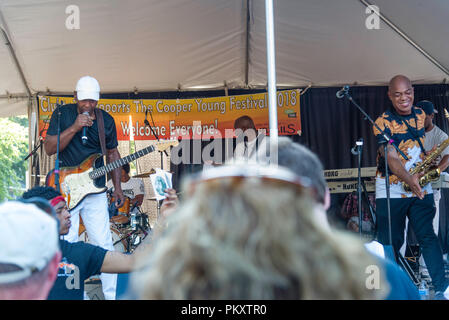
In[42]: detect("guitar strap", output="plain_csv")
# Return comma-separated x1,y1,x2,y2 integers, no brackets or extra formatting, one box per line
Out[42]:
95,108,107,156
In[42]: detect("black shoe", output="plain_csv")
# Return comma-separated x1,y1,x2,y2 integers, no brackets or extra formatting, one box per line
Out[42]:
434,291,448,300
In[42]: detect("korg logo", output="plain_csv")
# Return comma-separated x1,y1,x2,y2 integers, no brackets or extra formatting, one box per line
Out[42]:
324,171,339,178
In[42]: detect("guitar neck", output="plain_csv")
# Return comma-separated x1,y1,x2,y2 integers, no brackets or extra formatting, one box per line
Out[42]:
90,145,155,179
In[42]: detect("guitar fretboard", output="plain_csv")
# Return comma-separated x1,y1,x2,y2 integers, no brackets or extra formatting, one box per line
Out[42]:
89,145,155,179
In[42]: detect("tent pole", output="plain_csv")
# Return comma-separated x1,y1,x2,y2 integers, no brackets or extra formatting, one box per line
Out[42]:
244,0,251,88
27,98,34,188
360,0,449,77
265,0,278,165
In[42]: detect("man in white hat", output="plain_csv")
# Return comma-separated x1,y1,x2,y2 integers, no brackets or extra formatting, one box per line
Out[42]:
0,201,61,300
44,76,124,299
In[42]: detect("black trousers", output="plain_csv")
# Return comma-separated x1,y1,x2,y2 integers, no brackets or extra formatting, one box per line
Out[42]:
376,194,448,292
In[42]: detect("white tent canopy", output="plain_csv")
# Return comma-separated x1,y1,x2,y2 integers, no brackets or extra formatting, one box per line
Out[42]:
1,0,449,117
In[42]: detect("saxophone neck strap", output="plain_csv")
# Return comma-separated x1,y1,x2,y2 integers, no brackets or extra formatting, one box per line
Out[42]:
390,106,427,156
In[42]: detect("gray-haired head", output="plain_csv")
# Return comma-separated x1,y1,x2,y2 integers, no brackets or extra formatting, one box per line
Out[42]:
274,137,327,205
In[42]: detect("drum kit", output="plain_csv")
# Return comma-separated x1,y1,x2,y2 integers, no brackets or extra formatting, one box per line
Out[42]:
78,168,172,253
79,193,152,253
108,194,152,253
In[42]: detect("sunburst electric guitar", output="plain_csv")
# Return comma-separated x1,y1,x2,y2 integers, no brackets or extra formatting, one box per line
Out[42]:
46,140,179,210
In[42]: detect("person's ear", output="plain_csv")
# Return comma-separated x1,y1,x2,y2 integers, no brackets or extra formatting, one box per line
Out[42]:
387,89,391,99
40,251,62,299
48,251,62,282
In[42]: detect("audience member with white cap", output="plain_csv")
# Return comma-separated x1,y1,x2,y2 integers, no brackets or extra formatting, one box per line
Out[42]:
21,186,154,300
0,201,61,300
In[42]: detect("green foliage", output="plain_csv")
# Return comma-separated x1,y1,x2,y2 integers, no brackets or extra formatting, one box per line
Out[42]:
0,116,28,201
9,116,29,127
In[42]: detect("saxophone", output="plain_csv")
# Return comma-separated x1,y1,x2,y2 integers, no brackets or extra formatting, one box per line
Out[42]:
402,139,449,192
402,108,449,192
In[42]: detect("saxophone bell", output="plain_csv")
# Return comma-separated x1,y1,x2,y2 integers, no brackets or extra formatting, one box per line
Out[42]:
403,166,441,192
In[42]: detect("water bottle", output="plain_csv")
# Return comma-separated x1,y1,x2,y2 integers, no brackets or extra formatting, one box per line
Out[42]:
418,281,429,300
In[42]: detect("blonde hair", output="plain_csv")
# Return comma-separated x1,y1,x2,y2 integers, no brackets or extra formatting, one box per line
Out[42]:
131,166,388,300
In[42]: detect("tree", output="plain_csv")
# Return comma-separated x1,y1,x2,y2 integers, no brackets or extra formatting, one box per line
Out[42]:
0,116,28,201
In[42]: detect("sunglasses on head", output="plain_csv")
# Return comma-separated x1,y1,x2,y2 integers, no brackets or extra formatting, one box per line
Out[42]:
186,163,317,200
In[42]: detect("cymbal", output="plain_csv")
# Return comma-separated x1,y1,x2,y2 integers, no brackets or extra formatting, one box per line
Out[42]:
133,169,156,178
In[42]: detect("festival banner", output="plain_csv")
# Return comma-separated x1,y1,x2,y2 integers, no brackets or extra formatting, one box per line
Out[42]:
38,89,301,141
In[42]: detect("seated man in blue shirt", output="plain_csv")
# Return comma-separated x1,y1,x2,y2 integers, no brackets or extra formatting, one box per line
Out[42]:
21,186,151,300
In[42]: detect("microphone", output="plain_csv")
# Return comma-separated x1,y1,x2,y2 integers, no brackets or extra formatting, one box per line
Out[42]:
144,107,161,141
82,111,89,145
144,108,150,126
351,138,364,155
143,107,168,155
336,85,350,99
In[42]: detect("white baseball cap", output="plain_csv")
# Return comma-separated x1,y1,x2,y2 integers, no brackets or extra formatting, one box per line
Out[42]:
75,76,100,101
0,201,60,284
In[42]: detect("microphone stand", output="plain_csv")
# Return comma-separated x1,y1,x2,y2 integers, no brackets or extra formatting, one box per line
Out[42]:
338,87,419,285
351,138,364,237
24,122,48,186
144,107,168,168
361,178,376,226
144,107,166,218
24,136,43,186
54,104,62,193
24,137,43,161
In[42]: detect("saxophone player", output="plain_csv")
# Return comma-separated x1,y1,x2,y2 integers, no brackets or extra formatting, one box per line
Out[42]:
404,100,449,279
420,100,449,222
373,75,449,299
